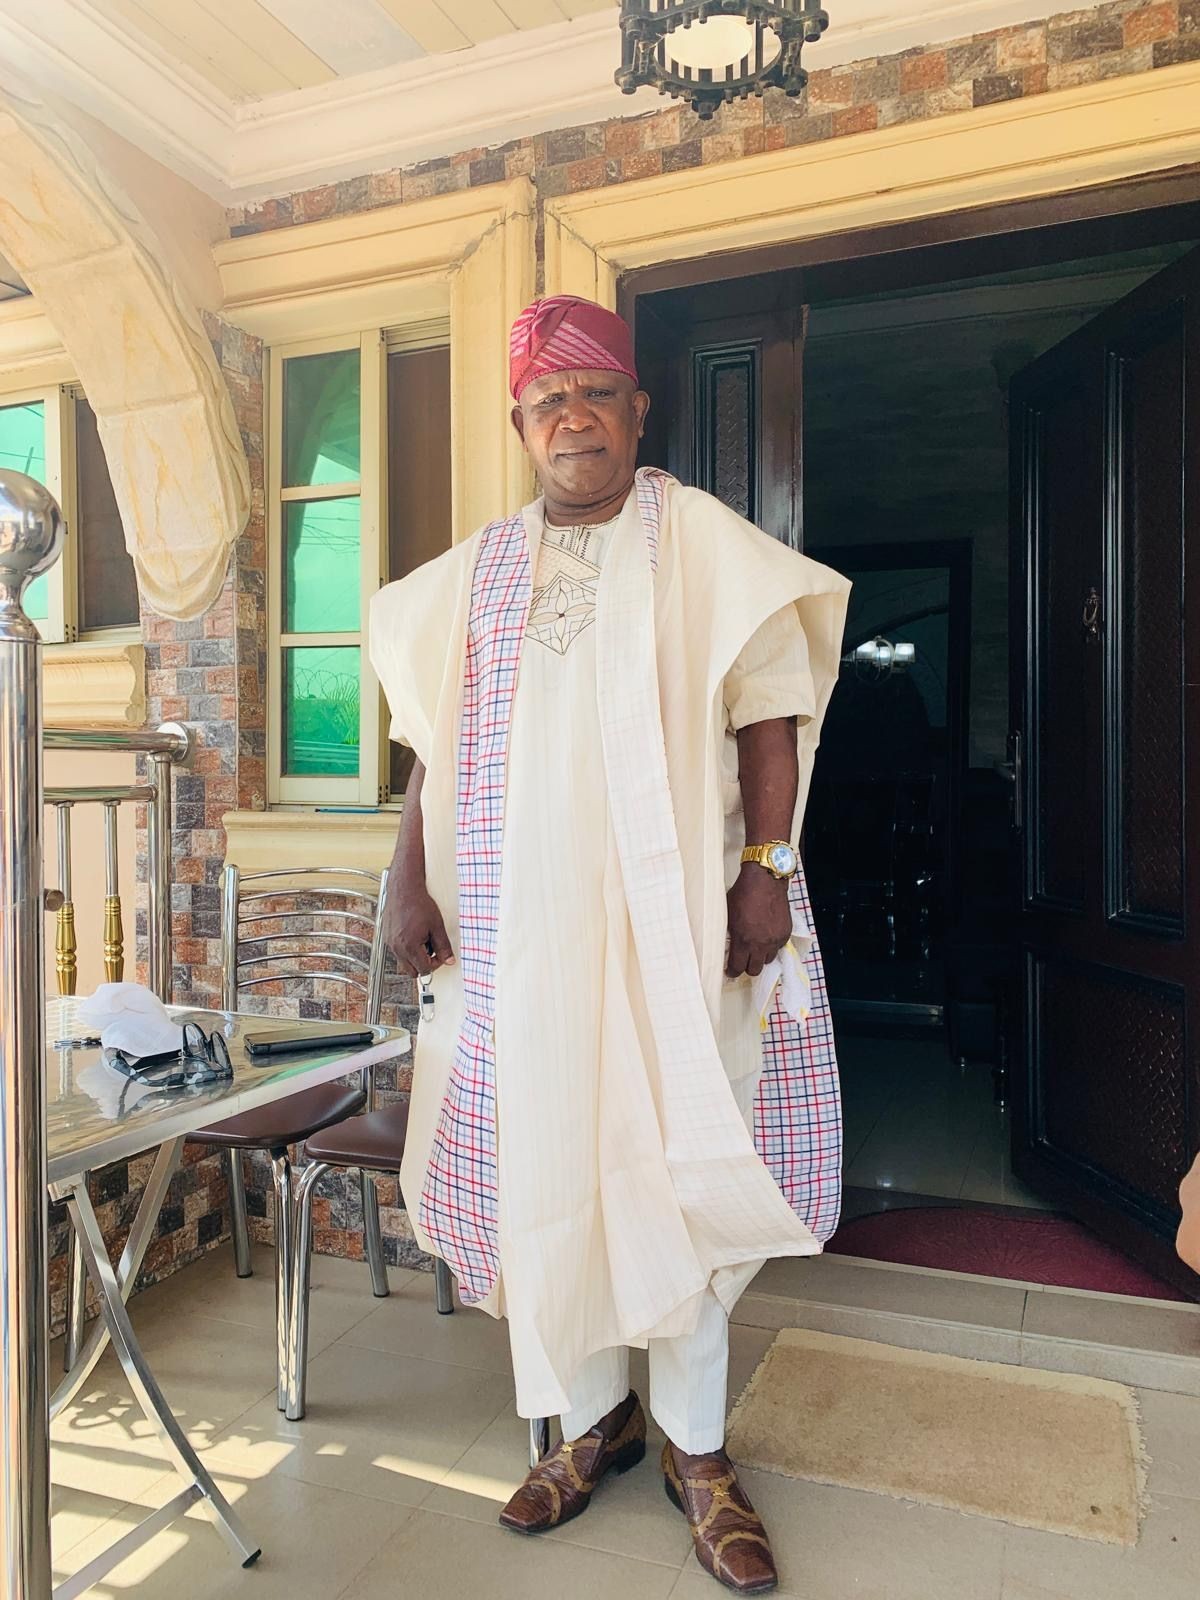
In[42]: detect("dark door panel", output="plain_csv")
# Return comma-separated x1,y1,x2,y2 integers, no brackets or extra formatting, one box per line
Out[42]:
636,278,804,547
1012,244,1200,1295
1107,304,1188,936
1024,367,1102,915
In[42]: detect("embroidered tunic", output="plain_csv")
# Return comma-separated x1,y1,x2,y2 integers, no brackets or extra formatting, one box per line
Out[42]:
370,472,849,1417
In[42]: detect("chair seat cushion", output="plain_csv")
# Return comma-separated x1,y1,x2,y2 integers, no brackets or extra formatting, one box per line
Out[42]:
191,1082,367,1152
303,1101,410,1171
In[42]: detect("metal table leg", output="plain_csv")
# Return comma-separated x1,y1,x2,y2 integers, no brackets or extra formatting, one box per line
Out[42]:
52,1139,184,1418
530,1417,550,1469
56,1174,260,1597
271,1154,294,1412
434,1257,455,1315
63,1227,88,1372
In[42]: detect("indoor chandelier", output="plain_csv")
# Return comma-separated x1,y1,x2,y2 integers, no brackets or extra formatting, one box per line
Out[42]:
615,0,829,120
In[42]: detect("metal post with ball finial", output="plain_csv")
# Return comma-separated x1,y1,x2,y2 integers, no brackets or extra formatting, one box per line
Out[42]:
0,467,65,1600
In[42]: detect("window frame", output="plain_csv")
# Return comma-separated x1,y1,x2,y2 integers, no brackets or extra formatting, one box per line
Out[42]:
0,380,141,646
1,383,69,642
267,330,387,807
63,383,142,646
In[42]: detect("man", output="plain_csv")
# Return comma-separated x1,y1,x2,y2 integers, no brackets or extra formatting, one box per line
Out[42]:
370,296,849,1594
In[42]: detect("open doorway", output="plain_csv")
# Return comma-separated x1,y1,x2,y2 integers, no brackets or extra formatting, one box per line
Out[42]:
633,195,1200,1300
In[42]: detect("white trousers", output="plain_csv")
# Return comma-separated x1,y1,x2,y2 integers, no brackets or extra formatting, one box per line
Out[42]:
559,1287,732,1455
545,1068,763,1456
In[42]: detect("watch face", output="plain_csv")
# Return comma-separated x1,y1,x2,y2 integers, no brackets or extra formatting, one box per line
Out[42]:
769,844,797,876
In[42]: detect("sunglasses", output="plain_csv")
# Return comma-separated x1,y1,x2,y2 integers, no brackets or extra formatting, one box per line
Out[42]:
105,1021,233,1093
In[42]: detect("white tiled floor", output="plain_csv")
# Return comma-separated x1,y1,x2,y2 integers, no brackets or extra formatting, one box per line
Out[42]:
50,1245,1200,1600
840,1034,1051,1208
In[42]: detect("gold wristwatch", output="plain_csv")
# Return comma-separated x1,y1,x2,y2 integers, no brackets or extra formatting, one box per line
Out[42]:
741,840,799,881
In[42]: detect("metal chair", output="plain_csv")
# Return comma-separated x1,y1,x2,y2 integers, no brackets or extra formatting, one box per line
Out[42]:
284,1091,454,1419
190,864,415,1409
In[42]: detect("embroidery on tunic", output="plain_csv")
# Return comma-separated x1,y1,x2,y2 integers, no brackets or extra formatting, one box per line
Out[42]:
527,542,600,656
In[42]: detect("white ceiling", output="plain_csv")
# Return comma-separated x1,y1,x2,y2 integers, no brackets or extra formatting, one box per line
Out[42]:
81,0,615,102
0,0,1071,205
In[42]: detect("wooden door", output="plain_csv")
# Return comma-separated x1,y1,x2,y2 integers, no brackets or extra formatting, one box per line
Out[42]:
636,274,804,546
1011,245,1200,1293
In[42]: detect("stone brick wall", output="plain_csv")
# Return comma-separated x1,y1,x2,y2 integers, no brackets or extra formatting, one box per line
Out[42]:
228,0,1197,247
145,313,266,1010
113,0,1195,1295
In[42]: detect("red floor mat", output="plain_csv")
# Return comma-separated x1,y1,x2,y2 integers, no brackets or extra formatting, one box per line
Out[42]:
828,1206,1190,1302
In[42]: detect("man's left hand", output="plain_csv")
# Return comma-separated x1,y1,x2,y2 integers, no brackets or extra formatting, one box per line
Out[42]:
726,867,792,979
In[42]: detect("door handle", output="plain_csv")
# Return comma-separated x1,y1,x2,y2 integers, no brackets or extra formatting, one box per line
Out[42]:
1000,732,1023,831
1082,586,1101,641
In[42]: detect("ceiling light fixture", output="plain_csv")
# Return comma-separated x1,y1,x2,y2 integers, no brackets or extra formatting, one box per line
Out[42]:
615,1,829,121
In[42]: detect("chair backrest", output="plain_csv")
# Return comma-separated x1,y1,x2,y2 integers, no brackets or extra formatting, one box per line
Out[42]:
220,865,390,1025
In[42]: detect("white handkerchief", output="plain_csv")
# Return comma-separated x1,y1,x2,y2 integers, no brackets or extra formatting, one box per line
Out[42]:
750,913,814,1029
77,982,184,1060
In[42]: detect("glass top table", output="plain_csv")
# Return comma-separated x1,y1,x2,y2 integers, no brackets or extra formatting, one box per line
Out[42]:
46,999,411,1600
46,996,409,1185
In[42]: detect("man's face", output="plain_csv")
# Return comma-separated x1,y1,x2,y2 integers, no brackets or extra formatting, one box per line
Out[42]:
512,369,650,513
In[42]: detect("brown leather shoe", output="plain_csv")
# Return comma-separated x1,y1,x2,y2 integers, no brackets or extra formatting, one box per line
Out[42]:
499,1392,646,1535
662,1442,778,1595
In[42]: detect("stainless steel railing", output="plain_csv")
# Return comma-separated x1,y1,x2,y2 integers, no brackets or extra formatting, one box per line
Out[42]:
44,723,190,1003
44,788,148,991
1,468,63,1600
1,467,193,1598
46,726,191,1376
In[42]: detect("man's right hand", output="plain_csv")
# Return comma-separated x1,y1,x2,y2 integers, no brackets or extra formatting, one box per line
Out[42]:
385,885,455,976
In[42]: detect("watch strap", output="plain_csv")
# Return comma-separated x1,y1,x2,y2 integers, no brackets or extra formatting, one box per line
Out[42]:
740,840,797,878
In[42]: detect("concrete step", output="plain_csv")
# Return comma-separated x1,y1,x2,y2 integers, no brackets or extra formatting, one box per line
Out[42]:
734,1253,1200,1396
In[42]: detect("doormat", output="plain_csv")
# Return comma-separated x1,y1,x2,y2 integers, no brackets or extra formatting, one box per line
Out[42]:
828,1207,1190,1302
727,1329,1147,1545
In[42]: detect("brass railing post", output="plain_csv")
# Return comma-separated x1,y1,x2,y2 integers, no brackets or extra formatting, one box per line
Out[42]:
0,467,65,1600
54,802,76,996
102,800,124,982
146,741,178,1004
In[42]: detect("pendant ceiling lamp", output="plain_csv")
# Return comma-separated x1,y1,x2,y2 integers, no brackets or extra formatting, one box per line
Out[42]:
616,1,829,121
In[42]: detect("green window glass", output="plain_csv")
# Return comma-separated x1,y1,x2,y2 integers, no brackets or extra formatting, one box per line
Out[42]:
0,400,49,620
283,646,360,775
23,571,50,622
284,498,360,633
0,399,46,480
283,350,361,487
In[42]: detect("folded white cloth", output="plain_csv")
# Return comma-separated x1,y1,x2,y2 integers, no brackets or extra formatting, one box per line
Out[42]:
750,914,814,1029
77,982,183,1060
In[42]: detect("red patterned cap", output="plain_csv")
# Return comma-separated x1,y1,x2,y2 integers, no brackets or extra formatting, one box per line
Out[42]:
509,295,638,400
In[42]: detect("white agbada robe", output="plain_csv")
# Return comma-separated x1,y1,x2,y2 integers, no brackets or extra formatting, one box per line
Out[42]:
371,476,849,1419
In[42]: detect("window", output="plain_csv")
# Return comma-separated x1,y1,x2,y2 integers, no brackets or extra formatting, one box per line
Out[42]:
0,385,139,642
268,331,452,806
0,393,54,630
